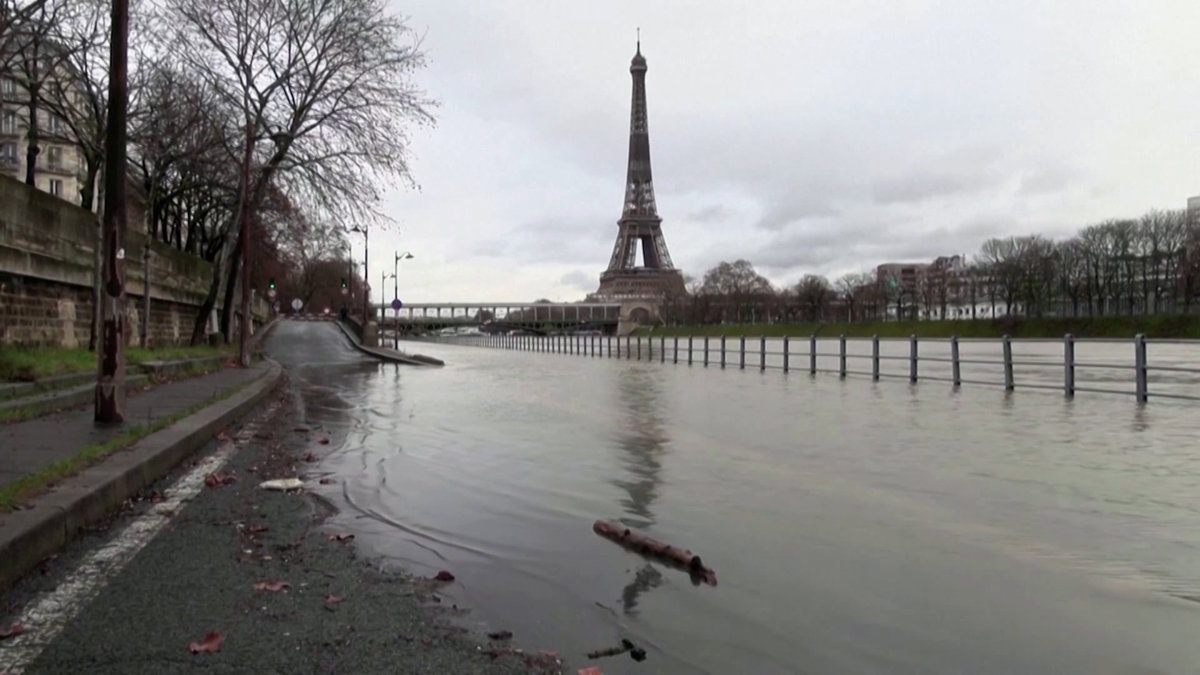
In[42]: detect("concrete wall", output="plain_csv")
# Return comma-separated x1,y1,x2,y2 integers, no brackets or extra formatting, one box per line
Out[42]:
0,175,267,347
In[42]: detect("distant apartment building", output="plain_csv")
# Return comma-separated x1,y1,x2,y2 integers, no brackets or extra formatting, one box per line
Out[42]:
875,262,928,320
0,71,87,204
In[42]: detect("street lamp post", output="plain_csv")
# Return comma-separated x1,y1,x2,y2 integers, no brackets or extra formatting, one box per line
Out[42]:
350,225,369,322
394,251,413,349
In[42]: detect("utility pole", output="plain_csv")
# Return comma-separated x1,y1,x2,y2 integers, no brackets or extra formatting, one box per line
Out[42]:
95,0,129,424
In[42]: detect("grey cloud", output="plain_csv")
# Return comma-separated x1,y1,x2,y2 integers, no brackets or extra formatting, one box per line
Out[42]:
1018,163,1078,196
754,192,839,231
871,170,1003,206
559,270,594,291
686,204,727,222
377,1,1200,302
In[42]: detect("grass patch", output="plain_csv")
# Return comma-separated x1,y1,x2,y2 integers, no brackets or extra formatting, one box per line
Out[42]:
0,377,251,512
635,315,1200,340
0,344,233,382
0,405,38,424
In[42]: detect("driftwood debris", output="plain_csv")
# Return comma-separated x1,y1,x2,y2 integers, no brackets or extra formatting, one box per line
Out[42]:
592,520,717,586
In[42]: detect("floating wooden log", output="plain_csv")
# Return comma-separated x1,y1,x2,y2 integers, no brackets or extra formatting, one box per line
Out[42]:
592,520,717,586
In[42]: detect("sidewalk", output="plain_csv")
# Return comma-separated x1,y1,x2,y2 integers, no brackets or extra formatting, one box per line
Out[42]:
0,362,269,489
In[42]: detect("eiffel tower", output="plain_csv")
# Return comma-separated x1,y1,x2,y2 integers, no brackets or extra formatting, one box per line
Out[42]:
593,39,686,301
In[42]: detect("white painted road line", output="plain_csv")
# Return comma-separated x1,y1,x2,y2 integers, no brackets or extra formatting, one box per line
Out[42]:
0,402,279,674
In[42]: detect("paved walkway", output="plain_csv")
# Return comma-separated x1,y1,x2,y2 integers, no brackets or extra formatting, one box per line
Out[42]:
0,362,269,487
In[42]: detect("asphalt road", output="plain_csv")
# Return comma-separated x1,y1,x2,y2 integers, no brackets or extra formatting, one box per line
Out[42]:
1,321,555,674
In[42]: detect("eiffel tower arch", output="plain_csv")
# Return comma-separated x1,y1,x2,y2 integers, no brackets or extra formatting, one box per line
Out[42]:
593,39,686,321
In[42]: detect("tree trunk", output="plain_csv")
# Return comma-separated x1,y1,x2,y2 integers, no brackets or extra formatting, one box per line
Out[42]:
80,159,100,210
219,228,243,341
24,87,39,185
190,224,234,346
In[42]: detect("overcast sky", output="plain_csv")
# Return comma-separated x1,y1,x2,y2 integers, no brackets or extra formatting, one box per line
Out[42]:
366,0,1200,304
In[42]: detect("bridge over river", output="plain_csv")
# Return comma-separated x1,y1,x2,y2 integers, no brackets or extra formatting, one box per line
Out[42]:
372,300,624,333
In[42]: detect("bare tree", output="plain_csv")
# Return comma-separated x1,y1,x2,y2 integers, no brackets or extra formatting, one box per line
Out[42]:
976,237,1023,316
700,259,774,322
1055,238,1087,317
37,0,133,210
835,272,873,322
793,274,832,322
0,0,50,72
4,0,73,185
162,0,435,346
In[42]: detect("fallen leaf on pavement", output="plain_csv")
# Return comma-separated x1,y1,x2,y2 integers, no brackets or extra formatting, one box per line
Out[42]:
246,524,270,534
216,431,232,443
324,594,343,607
487,630,513,640
318,478,333,484
302,451,317,462
0,623,26,640
578,668,604,675
317,437,330,445
433,570,455,582
188,630,224,654
420,636,432,645
327,533,355,542
253,581,290,592
204,472,237,488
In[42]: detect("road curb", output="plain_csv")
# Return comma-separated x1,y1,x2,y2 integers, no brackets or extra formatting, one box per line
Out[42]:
0,359,285,593
331,319,444,366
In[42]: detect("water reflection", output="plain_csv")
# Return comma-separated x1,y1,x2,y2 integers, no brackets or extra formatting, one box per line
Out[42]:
610,367,670,530
609,367,672,615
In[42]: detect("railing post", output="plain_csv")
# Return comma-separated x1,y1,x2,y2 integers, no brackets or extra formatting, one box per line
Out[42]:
839,334,847,378
871,335,880,381
660,335,666,363
760,336,767,372
738,336,746,370
626,335,632,359
909,334,918,383
951,335,961,387
674,337,679,364
703,337,709,367
1063,333,1075,397
1135,333,1148,402
782,337,790,373
720,336,727,369
809,336,817,375
637,336,642,361
1002,334,1014,391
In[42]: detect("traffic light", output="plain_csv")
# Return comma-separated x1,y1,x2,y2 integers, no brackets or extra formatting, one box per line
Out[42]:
340,277,347,289
268,278,276,290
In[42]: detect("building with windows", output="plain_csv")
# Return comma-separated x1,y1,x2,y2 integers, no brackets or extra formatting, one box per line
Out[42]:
0,56,87,205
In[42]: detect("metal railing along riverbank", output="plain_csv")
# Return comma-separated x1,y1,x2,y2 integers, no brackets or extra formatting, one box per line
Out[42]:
417,333,1200,403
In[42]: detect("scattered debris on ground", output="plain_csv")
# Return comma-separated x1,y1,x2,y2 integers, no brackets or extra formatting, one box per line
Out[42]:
204,472,237,488
259,478,304,491
0,622,26,640
187,630,224,654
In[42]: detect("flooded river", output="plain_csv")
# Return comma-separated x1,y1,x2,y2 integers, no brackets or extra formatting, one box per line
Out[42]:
268,321,1200,674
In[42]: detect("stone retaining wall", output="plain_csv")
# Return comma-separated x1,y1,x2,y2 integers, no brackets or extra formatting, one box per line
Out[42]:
0,175,268,347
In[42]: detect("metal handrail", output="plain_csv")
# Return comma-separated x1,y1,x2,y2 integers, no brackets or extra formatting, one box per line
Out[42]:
434,331,1199,403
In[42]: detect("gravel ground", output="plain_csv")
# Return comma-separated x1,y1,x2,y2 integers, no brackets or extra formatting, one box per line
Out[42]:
4,380,562,675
